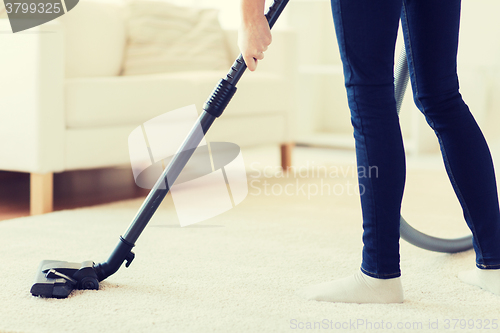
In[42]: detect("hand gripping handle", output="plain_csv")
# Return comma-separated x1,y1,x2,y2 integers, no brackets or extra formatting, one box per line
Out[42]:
203,0,289,118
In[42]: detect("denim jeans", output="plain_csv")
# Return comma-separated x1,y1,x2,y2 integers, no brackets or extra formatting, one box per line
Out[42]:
330,0,500,278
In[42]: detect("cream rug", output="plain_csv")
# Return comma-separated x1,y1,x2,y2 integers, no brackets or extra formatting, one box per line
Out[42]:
0,161,498,333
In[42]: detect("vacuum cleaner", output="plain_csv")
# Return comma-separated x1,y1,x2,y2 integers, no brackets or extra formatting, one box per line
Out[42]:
30,0,472,298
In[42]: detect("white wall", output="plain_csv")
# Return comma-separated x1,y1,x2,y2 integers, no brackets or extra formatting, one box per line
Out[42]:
285,0,500,155
402,0,500,154
459,0,500,144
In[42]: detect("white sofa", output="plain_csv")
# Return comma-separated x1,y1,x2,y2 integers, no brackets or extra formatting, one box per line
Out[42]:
0,1,297,215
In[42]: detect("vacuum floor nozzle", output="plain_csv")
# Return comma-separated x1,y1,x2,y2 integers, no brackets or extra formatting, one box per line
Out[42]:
30,260,99,298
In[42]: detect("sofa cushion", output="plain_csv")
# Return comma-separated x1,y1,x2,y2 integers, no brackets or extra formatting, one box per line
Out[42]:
57,1,126,78
65,72,197,128
65,71,289,128
122,0,231,75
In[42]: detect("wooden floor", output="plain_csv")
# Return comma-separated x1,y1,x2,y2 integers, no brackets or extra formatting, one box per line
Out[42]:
0,168,149,222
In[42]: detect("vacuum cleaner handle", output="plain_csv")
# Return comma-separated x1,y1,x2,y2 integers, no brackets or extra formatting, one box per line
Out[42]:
94,0,290,282
225,0,289,86
203,0,289,118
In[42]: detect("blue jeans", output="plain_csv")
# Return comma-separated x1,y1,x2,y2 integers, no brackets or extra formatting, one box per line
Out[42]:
330,0,500,278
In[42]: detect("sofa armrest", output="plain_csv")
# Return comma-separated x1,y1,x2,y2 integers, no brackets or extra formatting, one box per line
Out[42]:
0,20,65,173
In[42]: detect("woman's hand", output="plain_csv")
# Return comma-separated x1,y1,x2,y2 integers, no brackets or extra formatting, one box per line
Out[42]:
238,0,272,71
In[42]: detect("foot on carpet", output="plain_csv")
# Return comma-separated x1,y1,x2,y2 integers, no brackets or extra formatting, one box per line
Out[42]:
295,269,404,304
459,267,500,296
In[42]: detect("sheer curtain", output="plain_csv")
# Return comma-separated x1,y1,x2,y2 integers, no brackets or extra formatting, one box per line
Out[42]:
167,0,282,29
166,0,239,28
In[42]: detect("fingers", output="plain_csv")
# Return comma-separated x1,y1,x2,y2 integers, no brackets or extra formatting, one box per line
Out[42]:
242,49,266,71
254,51,265,60
243,52,265,71
243,53,258,71
262,34,272,48
237,13,272,72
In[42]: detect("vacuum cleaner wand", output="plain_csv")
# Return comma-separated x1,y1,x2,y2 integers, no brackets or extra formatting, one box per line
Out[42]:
94,0,289,283
30,0,290,298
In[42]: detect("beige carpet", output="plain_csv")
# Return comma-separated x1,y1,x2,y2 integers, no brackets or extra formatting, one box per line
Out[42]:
0,163,498,333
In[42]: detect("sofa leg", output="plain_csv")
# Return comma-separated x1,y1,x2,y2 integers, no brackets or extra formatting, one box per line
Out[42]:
30,172,53,215
280,143,294,171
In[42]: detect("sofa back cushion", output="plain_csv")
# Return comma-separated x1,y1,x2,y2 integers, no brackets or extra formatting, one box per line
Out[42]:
58,0,126,78
122,0,231,75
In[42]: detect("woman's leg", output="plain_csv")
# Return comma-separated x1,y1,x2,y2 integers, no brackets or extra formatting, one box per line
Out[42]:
401,0,500,294
296,0,405,303
334,0,406,280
